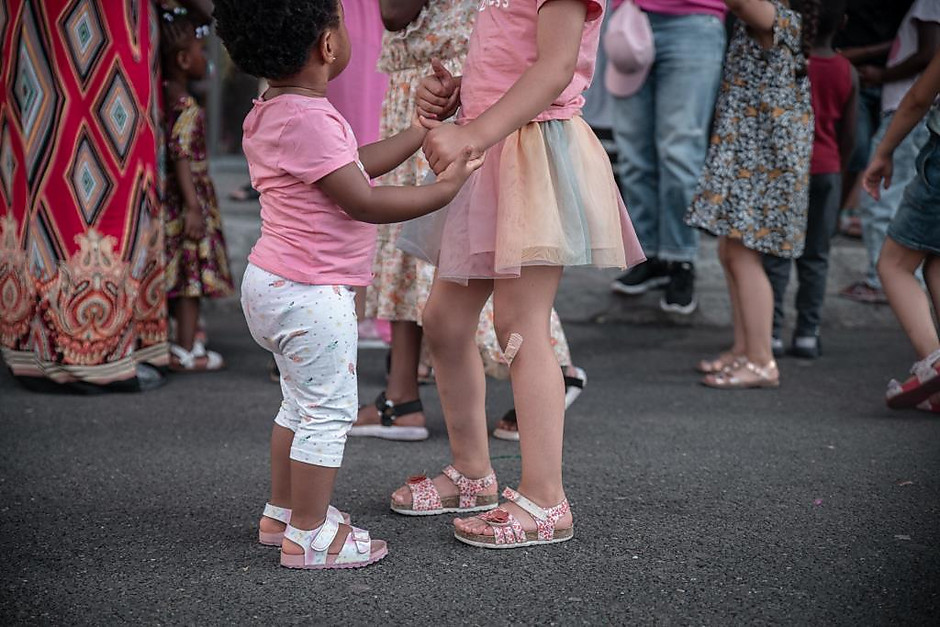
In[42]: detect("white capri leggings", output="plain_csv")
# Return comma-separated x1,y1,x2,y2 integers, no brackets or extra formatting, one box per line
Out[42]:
241,263,358,468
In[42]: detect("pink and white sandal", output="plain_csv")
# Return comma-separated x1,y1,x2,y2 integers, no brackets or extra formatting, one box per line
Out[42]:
280,520,387,570
390,465,498,516
454,487,574,549
886,350,940,409
258,503,350,546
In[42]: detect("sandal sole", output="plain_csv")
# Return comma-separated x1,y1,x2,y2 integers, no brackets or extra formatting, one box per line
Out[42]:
454,527,574,549
347,425,429,441
887,373,940,409
491,428,520,441
390,501,498,517
280,545,388,570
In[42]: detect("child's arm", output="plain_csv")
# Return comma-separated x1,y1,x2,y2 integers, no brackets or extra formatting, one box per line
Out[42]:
422,0,592,173
863,50,940,200
723,0,776,48
173,157,206,240
357,123,427,179
859,20,940,87
318,148,483,224
380,0,427,32
838,66,859,172
838,41,893,66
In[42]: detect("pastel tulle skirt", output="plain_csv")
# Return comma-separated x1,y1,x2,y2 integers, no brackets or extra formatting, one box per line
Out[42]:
397,116,646,283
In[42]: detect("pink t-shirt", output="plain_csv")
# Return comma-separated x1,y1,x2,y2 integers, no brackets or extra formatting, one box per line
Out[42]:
635,0,726,19
242,95,376,287
460,0,605,124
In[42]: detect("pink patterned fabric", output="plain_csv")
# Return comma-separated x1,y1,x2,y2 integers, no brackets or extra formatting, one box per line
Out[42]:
406,475,443,511
473,487,571,544
442,465,497,509
477,508,527,545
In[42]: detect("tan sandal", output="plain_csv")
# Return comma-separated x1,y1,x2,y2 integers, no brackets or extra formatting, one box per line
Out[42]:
696,352,746,374
701,359,779,389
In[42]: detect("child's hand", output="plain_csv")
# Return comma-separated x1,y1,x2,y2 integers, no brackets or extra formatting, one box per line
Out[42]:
423,123,483,175
416,59,460,122
184,208,206,240
862,152,893,201
437,145,485,188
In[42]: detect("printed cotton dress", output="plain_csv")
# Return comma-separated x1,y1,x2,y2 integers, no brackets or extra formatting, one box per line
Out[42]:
164,95,234,299
685,2,813,258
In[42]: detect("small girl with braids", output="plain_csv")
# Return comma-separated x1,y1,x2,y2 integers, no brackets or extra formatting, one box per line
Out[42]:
686,0,818,389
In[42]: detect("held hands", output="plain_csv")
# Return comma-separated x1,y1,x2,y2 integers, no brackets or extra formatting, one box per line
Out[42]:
416,59,460,124
423,123,484,175
184,207,206,240
862,152,893,202
436,145,486,188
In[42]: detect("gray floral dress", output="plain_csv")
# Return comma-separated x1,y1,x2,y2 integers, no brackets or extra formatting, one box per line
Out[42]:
685,1,813,259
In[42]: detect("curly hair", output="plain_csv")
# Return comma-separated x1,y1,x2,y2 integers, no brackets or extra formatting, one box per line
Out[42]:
214,0,340,79
790,0,821,59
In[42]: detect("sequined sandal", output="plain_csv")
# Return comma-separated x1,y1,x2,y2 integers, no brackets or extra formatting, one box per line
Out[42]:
390,465,498,516
258,503,350,546
886,350,940,409
696,352,746,374
454,487,574,549
701,359,779,389
280,521,387,570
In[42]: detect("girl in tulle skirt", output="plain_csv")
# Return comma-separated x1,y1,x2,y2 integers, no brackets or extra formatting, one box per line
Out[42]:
388,0,645,548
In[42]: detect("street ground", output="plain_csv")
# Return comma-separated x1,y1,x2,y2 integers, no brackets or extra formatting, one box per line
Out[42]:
1,310,938,625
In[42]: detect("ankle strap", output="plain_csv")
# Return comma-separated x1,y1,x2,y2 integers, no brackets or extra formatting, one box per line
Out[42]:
502,487,569,539
284,520,339,553
375,391,423,426
263,503,291,524
443,465,497,509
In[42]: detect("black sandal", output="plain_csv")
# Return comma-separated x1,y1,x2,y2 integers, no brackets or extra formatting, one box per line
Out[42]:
348,391,430,441
491,367,587,442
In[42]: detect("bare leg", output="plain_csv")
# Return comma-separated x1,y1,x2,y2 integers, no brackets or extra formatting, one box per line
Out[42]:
719,238,748,356
726,238,774,365
354,321,426,428
173,296,200,351
391,277,495,506
924,256,940,328
281,463,352,555
259,424,294,536
879,239,937,359
455,266,573,536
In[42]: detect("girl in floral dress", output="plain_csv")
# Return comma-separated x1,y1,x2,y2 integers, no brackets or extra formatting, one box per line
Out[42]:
352,0,585,442
162,9,234,372
685,0,817,389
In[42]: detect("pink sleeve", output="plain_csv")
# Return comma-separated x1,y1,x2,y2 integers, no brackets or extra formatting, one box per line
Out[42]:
277,111,359,185
537,0,604,22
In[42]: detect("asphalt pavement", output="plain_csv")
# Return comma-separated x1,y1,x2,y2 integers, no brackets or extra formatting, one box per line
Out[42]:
1,309,938,625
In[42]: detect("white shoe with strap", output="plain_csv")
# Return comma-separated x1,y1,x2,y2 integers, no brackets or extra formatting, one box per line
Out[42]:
258,503,350,546
280,520,387,570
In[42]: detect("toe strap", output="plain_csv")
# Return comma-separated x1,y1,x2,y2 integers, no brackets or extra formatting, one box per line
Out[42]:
476,508,527,545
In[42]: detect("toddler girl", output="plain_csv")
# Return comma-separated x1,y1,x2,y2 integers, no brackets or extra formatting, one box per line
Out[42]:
161,9,234,372
390,0,645,548
214,0,480,569
864,50,940,414
686,0,817,388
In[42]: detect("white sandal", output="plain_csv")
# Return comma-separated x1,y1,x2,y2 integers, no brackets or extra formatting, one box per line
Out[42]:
258,503,351,546
280,520,387,570
169,343,224,372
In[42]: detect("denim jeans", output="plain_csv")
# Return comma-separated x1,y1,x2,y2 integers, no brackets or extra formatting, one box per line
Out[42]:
763,173,841,337
611,12,726,263
859,111,930,289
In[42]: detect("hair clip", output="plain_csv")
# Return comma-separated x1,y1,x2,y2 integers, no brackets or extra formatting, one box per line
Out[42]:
195,24,210,39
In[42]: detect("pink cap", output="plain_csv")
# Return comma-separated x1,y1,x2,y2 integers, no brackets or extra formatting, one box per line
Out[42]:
603,2,654,98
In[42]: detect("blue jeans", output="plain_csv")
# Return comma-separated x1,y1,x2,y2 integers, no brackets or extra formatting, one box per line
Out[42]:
859,112,930,288
612,12,726,263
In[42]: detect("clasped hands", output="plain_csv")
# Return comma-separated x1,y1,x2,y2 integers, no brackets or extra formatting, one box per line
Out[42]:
415,59,485,176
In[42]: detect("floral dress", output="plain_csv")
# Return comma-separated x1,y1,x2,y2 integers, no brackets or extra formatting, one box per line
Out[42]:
685,2,813,259
164,95,234,299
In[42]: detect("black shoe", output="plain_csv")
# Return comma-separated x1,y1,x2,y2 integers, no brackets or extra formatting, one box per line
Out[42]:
660,262,697,314
611,258,670,295
791,334,821,359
